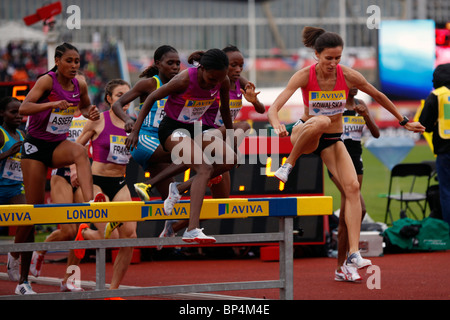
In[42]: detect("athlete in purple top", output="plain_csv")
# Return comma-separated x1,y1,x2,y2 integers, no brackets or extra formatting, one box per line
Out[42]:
152,46,266,242
74,79,137,292
201,45,265,197
126,48,235,244
20,43,100,207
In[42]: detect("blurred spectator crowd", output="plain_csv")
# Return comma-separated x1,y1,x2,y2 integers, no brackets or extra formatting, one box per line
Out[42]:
0,41,46,82
0,40,119,111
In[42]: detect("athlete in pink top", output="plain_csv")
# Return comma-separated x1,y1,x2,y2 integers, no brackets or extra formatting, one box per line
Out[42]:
268,26,424,282
74,79,137,291
301,63,349,115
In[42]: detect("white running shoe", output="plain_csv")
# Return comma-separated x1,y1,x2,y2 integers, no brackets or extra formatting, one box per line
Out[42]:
164,182,181,215
274,163,293,183
15,281,36,295
60,280,84,292
182,228,216,244
157,220,178,250
7,253,20,282
30,251,45,277
347,251,372,269
337,264,362,282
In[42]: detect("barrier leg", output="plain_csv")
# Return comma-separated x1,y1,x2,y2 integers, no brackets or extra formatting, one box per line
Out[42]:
96,248,106,290
279,217,293,300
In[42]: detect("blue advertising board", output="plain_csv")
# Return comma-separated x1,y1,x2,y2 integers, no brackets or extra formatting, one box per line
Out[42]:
378,20,436,100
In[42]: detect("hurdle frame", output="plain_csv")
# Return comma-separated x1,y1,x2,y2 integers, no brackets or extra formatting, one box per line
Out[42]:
0,197,331,300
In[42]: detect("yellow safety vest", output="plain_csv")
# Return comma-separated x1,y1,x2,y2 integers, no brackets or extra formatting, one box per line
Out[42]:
432,86,450,139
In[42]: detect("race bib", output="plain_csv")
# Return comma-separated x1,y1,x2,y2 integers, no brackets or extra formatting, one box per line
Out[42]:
342,115,365,141
309,90,346,116
2,155,22,181
107,135,131,165
177,99,214,123
214,99,243,127
46,107,77,135
152,99,167,128
67,118,87,142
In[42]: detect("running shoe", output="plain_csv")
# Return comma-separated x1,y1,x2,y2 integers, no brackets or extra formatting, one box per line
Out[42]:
336,264,362,282
182,228,216,244
60,280,84,292
104,222,122,239
207,175,223,188
30,251,45,277
134,183,152,201
164,182,181,215
274,163,293,183
7,253,20,282
93,192,106,202
15,281,36,295
157,220,178,250
74,223,89,260
346,251,372,269
334,269,346,282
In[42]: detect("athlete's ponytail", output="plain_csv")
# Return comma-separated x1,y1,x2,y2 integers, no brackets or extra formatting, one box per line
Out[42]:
188,48,228,71
302,26,343,53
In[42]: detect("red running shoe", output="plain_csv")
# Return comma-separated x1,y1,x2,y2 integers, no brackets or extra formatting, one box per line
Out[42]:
207,174,223,188
74,223,89,260
93,192,106,202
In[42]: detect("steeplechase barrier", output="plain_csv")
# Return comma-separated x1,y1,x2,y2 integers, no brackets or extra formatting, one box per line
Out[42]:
0,196,332,300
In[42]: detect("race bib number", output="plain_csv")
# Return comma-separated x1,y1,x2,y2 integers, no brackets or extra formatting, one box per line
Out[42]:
214,99,243,127
2,155,22,181
342,115,365,141
177,99,214,123
152,99,167,128
107,135,131,165
46,107,77,135
309,90,346,116
67,118,87,141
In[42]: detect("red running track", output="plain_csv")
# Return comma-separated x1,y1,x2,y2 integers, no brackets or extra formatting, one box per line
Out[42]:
1,250,449,300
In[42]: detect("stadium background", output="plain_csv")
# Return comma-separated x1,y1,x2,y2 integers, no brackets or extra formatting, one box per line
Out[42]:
0,0,449,261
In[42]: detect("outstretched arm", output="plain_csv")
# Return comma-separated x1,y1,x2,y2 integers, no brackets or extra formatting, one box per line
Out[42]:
345,67,425,133
239,77,265,114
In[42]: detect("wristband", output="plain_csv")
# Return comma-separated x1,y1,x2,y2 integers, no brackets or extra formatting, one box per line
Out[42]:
399,116,409,126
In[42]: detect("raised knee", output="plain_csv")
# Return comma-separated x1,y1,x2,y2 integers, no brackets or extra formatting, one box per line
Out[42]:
197,164,214,177
121,227,137,239
73,143,88,159
311,116,332,129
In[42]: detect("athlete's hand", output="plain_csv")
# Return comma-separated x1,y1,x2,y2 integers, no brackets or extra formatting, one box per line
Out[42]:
124,118,135,133
53,100,73,110
69,164,80,188
86,105,100,121
405,121,425,133
241,82,261,104
6,141,23,157
354,104,368,116
273,123,289,137
125,130,139,151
